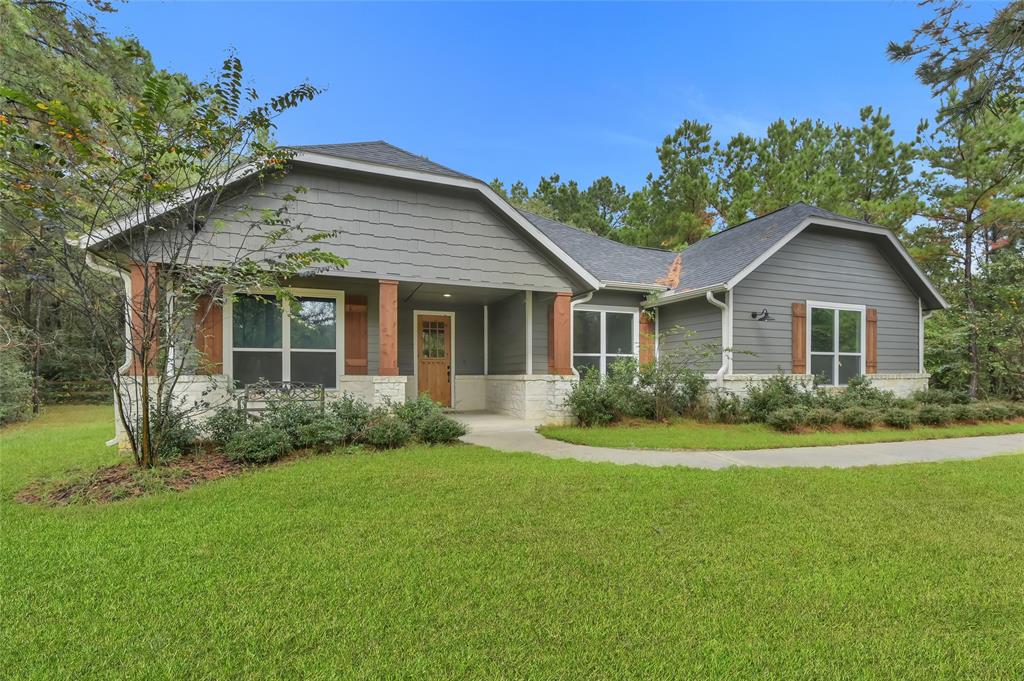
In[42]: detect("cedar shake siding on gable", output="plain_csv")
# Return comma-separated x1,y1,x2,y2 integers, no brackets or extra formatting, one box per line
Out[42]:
182,167,577,292
731,227,920,373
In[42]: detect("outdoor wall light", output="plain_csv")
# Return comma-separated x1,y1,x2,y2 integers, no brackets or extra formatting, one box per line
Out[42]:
442,293,452,298
751,308,774,322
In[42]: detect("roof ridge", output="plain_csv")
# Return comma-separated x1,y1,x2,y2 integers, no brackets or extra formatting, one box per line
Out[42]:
516,208,675,255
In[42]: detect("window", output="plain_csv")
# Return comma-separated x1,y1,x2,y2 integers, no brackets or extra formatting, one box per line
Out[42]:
572,307,639,376
808,302,864,386
230,292,341,389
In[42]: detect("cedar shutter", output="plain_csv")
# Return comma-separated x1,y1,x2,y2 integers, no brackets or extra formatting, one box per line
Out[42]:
639,312,656,365
865,308,878,374
194,295,223,374
791,302,807,374
345,295,368,375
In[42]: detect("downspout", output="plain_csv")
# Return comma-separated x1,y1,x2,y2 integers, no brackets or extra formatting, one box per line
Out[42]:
706,291,729,388
85,253,132,446
569,291,594,378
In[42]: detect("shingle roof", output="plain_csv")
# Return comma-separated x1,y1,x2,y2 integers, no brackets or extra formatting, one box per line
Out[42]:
291,141,474,180
520,209,679,287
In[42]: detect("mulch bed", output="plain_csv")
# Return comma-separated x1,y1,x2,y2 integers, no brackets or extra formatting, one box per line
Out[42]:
15,452,250,506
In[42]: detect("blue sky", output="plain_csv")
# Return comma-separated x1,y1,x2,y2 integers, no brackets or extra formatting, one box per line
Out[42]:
95,1,997,191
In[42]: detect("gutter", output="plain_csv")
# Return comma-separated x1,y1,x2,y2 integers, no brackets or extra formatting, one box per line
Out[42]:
644,283,726,308
705,291,729,388
569,290,594,378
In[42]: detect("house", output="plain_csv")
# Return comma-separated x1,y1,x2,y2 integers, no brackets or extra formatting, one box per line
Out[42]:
85,141,948,429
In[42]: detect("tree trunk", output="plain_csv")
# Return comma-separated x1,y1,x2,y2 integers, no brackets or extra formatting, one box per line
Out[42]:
964,227,979,399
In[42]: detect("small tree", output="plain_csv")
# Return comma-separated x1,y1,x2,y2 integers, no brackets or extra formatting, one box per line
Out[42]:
1,3,343,466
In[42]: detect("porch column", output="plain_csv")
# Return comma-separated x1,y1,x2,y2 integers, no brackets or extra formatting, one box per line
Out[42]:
549,291,573,375
128,263,160,375
378,279,399,376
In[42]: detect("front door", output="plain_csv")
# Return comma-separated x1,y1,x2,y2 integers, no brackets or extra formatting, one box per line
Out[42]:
417,314,452,407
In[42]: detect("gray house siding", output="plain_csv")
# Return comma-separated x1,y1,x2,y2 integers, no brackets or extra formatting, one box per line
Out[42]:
487,292,526,374
532,292,552,374
183,168,579,292
397,302,485,377
658,296,723,372
732,228,920,373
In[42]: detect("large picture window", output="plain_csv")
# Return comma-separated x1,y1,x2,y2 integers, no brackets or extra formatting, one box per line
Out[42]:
808,302,864,386
229,292,342,389
572,306,639,376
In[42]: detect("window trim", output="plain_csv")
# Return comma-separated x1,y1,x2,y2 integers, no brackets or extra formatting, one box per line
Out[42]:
572,304,641,375
805,300,866,387
223,288,345,389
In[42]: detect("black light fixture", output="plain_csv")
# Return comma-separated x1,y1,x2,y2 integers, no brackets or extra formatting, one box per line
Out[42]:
751,308,774,322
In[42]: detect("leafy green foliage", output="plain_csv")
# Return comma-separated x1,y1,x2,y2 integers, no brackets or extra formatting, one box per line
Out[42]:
416,412,468,445
883,408,916,430
916,404,951,426
0,349,33,426
743,375,809,423
766,407,807,432
327,393,372,443
840,407,879,429
360,412,412,450
805,408,840,429
225,423,291,464
204,405,249,448
565,358,707,426
258,398,321,450
394,394,443,435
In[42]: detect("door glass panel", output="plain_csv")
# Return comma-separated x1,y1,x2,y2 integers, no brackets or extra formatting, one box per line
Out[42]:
291,297,336,350
810,354,834,385
573,311,601,354
233,351,282,388
233,295,281,348
573,355,601,377
605,313,634,354
810,308,834,352
838,354,861,386
420,320,446,358
838,310,861,353
291,352,336,389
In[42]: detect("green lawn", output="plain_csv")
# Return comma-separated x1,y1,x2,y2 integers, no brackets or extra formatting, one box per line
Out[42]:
539,419,1024,450
4,405,1024,679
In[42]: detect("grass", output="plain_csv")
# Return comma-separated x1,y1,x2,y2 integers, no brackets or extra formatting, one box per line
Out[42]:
539,418,1024,450
4,405,1024,679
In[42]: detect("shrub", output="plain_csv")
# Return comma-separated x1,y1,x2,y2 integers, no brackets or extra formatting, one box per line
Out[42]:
883,408,915,429
946,403,973,423
1007,402,1024,419
766,407,807,432
0,349,33,426
838,375,899,410
416,412,467,444
296,415,351,452
841,407,877,429
225,423,291,463
911,388,969,406
395,394,444,433
805,407,839,429
204,405,249,448
916,404,951,426
565,371,614,427
360,412,412,449
150,408,201,461
706,389,745,424
605,359,653,419
744,375,808,423
259,398,321,448
327,393,372,443
640,360,707,420
971,401,1012,422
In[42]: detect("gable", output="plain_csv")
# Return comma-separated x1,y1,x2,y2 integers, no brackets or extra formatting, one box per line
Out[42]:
176,167,581,292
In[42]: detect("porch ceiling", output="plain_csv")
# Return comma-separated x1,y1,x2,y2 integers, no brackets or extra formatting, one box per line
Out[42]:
399,281,521,306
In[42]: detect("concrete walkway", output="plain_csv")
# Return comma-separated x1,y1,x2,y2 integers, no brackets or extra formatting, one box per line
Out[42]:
455,412,1024,469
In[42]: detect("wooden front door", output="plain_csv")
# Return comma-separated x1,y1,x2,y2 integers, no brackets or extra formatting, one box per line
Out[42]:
417,315,452,406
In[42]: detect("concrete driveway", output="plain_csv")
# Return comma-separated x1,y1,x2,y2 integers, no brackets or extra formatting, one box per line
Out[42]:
455,412,1024,469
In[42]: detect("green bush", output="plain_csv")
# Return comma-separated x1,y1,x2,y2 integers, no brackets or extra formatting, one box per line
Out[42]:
916,404,951,426
296,415,351,452
841,407,878,429
259,398,321,448
395,393,444,433
946,403,973,423
706,389,745,424
225,423,291,463
327,393,372,443
1007,402,1024,419
971,401,1012,422
416,412,467,444
150,409,201,461
766,407,807,432
883,408,915,429
204,405,249,448
805,407,839,429
744,375,808,423
565,371,614,427
360,412,412,449
0,349,33,426
640,359,707,420
911,388,969,406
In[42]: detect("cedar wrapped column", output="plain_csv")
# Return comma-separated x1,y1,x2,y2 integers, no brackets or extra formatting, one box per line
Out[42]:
378,280,399,376
639,311,656,365
548,292,572,375
194,295,223,374
129,263,160,375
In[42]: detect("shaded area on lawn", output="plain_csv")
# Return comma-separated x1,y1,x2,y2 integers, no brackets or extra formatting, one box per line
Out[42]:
3,405,1024,679
539,418,1024,450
